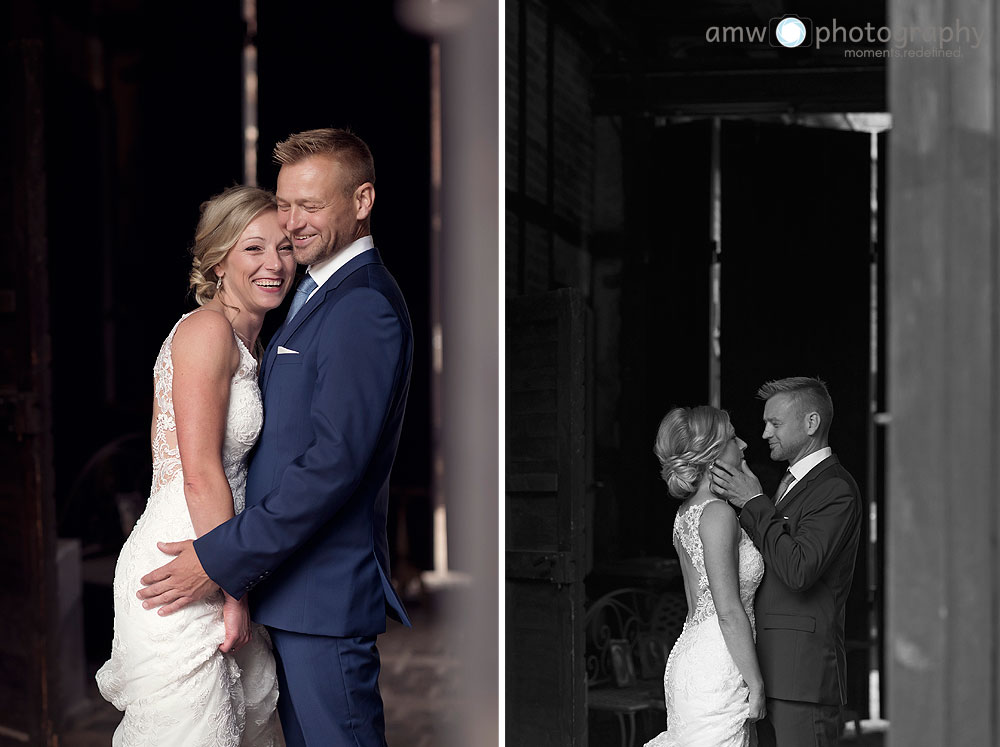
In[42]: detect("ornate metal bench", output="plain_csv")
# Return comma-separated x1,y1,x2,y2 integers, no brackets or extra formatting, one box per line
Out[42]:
584,587,687,747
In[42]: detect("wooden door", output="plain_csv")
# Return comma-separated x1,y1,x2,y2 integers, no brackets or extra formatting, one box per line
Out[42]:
506,288,589,745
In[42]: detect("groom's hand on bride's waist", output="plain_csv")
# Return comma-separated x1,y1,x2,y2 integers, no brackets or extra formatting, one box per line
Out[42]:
137,540,220,615
709,459,764,509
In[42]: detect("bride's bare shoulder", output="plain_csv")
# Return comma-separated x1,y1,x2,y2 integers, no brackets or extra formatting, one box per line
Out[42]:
697,499,739,541
172,309,238,369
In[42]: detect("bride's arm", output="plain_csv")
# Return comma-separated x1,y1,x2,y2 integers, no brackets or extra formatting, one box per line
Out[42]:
700,500,766,721
172,310,241,538
171,311,250,653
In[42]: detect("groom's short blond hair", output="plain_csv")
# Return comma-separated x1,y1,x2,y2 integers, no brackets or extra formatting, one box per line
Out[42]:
273,128,375,198
757,376,834,436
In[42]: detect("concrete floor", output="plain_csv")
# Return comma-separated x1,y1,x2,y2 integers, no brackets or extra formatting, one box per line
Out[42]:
62,592,460,747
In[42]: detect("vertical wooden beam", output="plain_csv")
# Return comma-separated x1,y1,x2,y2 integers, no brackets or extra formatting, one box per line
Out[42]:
887,1,997,744
708,117,721,409
241,0,259,186
429,40,447,575
545,1,555,289
516,0,528,295
2,28,58,746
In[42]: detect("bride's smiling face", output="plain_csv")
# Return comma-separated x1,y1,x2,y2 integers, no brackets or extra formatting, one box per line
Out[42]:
215,210,296,315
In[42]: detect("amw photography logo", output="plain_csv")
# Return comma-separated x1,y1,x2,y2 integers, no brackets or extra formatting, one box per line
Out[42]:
705,15,983,59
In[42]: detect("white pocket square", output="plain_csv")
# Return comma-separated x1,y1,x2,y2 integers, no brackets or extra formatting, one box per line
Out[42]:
277,346,300,355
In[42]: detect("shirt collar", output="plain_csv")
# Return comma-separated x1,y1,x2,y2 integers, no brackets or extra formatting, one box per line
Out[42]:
305,235,375,292
788,446,833,481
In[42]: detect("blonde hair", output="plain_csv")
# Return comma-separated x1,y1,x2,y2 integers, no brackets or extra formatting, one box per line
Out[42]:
653,406,734,500
273,128,375,198
188,185,278,305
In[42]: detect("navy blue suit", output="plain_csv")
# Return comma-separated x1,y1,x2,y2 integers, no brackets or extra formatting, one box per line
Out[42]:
195,248,412,745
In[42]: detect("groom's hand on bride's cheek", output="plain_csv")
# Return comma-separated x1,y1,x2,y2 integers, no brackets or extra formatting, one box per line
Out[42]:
710,460,762,508
136,540,219,615
738,459,763,494
708,462,734,497
725,459,764,507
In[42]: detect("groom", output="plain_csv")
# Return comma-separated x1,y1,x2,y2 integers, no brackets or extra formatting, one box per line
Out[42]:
138,128,413,746
710,377,862,747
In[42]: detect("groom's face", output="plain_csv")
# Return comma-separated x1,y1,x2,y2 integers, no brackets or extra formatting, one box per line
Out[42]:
277,155,361,266
762,393,810,465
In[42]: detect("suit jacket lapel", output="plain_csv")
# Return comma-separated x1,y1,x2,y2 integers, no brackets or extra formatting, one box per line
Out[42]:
262,248,383,385
259,333,281,391
779,454,839,512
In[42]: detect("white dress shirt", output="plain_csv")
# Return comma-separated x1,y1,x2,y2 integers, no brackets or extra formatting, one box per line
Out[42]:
302,235,375,301
778,446,834,502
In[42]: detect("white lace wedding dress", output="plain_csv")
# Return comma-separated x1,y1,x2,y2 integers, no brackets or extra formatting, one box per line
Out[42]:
96,311,283,746
645,500,765,747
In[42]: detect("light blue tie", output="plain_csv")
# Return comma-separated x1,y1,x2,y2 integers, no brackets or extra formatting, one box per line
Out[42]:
286,273,318,324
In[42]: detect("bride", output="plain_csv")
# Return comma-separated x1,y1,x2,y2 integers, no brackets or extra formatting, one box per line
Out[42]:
96,186,295,745
645,406,766,747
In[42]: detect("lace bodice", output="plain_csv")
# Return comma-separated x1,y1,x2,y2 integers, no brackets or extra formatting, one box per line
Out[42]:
673,500,764,628
150,309,262,509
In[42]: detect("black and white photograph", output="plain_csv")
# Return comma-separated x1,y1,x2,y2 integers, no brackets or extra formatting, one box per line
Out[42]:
506,1,995,746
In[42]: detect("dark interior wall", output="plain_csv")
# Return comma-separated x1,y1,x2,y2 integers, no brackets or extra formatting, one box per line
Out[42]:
45,1,432,561
615,120,713,559
48,0,244,549
3,4,60,739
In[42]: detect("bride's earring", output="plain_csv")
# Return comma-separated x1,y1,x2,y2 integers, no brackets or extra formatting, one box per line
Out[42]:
217,274,224,292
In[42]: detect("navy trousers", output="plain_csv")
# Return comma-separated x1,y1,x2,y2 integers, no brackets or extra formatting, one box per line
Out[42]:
268,627,387,747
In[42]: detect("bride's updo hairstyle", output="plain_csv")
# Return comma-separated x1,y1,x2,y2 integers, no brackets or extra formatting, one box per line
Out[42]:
188,185,278,305
653,406,734,500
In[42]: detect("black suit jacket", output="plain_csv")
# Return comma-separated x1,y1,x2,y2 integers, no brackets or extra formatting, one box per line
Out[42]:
739,454,863,705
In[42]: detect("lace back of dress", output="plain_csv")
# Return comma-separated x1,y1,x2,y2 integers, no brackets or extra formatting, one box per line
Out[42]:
673,499,764,635
150,318,187,494
673,501,716,626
